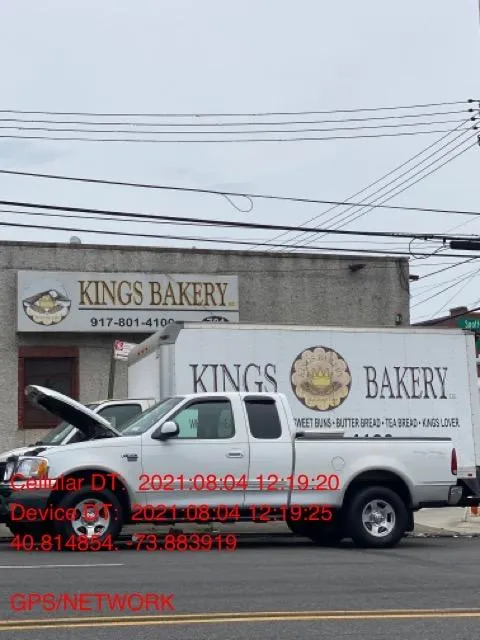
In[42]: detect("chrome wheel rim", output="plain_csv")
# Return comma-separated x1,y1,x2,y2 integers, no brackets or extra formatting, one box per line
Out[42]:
71,498,111,538
361,499,396,538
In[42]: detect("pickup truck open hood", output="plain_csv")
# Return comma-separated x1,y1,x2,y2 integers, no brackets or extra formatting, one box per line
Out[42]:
25,386,122,440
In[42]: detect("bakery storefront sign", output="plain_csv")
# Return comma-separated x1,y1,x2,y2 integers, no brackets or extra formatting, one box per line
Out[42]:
17,271,239,332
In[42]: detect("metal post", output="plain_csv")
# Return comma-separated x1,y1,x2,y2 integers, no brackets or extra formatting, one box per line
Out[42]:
107,343,115,399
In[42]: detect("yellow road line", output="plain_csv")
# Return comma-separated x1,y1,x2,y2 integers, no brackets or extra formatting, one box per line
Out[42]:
1,608,480,631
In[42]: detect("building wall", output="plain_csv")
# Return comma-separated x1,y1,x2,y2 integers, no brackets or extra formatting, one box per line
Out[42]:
0,241,410,448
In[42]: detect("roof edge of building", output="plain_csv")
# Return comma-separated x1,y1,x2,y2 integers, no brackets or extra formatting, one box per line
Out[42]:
0,240,408,262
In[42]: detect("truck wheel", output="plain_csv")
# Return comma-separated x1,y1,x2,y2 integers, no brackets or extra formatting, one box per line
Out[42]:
53,486,123,550
346,486,408,548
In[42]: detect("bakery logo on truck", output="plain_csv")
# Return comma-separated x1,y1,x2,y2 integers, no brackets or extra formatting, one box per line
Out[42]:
290,346,352,411
22,289,71,327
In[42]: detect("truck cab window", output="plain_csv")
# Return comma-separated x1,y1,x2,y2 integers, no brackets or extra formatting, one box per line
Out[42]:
97,404,143,430
172,400,235,439
245,397,282,439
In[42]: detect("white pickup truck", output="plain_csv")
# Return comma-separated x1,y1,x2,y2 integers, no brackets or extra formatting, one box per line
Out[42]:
0,385,461,549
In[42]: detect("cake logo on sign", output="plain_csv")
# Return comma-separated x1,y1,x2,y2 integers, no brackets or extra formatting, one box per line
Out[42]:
22,289,71,326
290,346,352,411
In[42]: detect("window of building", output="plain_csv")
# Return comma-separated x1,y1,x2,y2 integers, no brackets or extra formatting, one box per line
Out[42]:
245,397,282,439
18,347,79,429
171,400,235,439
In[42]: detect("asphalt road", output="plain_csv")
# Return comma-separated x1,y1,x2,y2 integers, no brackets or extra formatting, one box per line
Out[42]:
0,532,479,639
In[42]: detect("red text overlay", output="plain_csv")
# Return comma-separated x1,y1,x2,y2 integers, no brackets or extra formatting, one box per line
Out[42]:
10,533,238,552
10,472,341,492
10,592,175,612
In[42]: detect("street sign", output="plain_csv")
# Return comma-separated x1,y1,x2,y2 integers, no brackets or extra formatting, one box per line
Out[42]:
113,340,137,361
456,318,480,330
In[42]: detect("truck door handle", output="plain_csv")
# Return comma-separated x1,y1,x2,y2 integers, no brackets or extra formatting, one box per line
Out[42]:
122,453,138,462
226,451,244,458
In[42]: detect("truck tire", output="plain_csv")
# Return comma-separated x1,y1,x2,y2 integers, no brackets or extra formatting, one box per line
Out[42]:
345,486,408,548
53,486,124,550
304,521,344,546
285,517,311,537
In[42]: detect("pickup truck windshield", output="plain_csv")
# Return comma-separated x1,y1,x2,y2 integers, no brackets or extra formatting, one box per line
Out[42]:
35,403,99,445
121,397,183,436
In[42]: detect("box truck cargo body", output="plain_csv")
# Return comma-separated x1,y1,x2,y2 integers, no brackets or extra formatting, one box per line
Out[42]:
127,322,480,494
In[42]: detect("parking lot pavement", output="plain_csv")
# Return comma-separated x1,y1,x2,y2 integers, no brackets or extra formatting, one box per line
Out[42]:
0,534,479,639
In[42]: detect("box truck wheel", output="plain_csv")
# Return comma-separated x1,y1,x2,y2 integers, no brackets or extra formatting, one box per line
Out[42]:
53,486,124,550
346,486,408,548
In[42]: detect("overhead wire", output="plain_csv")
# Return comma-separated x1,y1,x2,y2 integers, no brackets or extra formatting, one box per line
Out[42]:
274,117,477,249
286,129,479,249
410,269,480,308
0,109,471,127
410,267,480,293
3,169,480,217
428,269,480,317
0,128,473,144
0,119,468,137
2,218,480,258
0,209,433,248
1,197,480,240
0,100,472,117
303,134,479,242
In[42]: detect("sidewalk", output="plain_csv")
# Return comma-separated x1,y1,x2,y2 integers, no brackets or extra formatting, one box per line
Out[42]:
1,508,479,539
413,507,480,536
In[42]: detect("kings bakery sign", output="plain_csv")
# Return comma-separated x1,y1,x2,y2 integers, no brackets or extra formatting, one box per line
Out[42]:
16,271,239,333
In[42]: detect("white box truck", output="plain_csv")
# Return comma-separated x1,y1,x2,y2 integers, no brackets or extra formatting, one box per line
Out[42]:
127,322,480,505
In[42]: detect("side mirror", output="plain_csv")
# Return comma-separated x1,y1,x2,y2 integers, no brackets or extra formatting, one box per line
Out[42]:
152,421,179,441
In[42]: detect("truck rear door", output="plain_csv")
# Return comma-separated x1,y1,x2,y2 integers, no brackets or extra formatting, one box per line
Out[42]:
242,395,293,507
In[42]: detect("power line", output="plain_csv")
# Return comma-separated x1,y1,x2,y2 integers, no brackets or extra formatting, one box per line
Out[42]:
0,197,478,240
2,168,480,218
0,100,472,118
0,218,478,258
275,124,477,249
257,119,476,250
0,109,471,127
411,267,479,293
0,129,472,144
292,124,478,240
428,269,480,316
0,119,467,136
0,208,439,249
411,256,480,279
296,135,479,248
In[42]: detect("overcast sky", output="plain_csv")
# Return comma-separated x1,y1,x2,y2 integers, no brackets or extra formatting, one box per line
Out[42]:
0,0,479,323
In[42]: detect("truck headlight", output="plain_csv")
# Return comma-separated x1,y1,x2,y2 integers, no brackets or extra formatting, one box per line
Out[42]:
3,461,15,481
14,457,49,480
